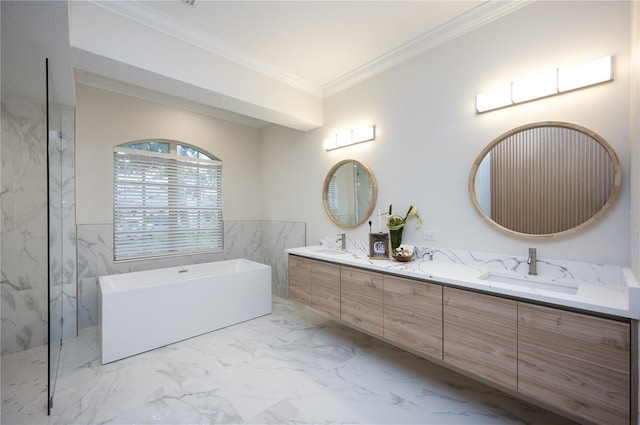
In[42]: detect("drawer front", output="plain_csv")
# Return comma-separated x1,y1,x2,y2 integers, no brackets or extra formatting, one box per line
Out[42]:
443,287,518,390
311,260,341,317
288,256,312,305
340,266,383,335
383,275,443,359
518,303,630,425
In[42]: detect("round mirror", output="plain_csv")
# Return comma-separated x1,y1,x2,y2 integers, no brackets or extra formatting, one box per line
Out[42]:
469,122,621,238
323,159,378,228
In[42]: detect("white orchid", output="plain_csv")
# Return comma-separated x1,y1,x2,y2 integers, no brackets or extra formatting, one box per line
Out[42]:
386,204,423,230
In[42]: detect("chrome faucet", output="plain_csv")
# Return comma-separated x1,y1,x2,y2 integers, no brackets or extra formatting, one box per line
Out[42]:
336,233,346,250
425,248,434,261
527,248,537,275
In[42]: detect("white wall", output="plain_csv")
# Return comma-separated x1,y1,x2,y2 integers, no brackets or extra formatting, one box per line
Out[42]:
630,1,640,277
262,1,632,266
76,84,263,225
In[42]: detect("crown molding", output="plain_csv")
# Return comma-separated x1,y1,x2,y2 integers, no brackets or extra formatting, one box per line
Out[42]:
87,0,532,100
88,0,324,98
322,0,534,97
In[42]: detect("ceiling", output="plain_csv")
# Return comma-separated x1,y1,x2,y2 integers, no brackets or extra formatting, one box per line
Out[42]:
135,0,486,90
1,1,531,130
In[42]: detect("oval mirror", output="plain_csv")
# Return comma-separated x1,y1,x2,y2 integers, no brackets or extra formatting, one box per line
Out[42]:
323,159,378,228
469,122,621,238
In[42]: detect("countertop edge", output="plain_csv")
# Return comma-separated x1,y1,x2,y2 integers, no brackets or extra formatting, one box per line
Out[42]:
287,247,637,320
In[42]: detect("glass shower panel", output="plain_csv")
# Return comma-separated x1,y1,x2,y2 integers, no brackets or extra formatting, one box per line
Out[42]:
46,58,63,415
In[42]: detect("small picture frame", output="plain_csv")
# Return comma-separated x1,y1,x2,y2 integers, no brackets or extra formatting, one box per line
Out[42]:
369,233,389,259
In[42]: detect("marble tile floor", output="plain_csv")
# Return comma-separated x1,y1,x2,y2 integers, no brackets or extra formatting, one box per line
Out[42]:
2,296,577,425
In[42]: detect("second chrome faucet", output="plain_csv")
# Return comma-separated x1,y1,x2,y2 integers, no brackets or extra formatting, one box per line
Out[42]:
336,233,346,250
527,248,537,275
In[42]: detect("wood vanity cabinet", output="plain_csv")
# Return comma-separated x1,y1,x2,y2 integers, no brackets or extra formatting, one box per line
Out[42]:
383,275,443,359
288,256,340,318
340,266,383,335
289,254,636,424
518,303,631,425
310,259,341,317
443,287,518,390
288,255,312,305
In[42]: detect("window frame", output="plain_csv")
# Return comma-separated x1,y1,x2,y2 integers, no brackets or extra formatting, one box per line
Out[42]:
113,139,223,261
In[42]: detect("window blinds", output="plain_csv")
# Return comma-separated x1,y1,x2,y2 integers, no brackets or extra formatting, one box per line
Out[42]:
113,148,223,261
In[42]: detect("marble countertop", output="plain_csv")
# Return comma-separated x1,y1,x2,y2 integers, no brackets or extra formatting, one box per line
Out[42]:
287,245,640,320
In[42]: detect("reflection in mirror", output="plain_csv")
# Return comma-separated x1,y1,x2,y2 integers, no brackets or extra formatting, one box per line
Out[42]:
323,160,377,228
469,122,621,238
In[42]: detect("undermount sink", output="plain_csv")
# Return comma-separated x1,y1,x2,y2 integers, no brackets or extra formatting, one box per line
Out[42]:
419,261,482,280
480,272,579,295
314,249,347,255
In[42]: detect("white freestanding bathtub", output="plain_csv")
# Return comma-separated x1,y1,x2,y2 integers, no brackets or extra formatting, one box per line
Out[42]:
98,259,272,363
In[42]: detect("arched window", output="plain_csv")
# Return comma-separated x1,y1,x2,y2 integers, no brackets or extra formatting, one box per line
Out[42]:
113,140,223,261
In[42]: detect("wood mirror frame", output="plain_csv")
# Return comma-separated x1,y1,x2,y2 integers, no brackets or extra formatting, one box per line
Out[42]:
322,159,378,228
469,122,621,239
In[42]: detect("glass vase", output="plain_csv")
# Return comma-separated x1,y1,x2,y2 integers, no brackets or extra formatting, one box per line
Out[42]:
389,227,404,252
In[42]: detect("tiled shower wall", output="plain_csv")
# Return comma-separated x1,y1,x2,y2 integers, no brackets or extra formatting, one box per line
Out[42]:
1,93,77,355
76,221,305,329
2,94,47,354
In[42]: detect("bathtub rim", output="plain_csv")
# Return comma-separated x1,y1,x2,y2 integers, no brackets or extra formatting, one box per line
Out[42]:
99,258,270,294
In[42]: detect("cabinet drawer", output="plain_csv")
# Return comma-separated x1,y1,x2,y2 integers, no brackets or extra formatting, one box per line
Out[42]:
311,260,341,317
443,287,517,390
288,255,312,305
383,275,442,359
341,266,383,335
518,303,630,425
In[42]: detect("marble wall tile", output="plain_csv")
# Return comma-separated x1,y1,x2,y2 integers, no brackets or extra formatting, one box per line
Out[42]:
261,221,305,297
78,277,99,329
49,281,64,342
1,292,19,354
12,287,48,353
223,220,262,261
1,94,48,355
62,282,77,338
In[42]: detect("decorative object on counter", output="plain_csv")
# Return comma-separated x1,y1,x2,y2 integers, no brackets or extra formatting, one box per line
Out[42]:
392,245,414,262
369,232,389,259
385,204,424,251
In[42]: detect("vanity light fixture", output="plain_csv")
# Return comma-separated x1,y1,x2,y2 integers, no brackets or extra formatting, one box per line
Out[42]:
557,56,614,92
324,125,375,151
476,56,614,113
511,70,558,103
